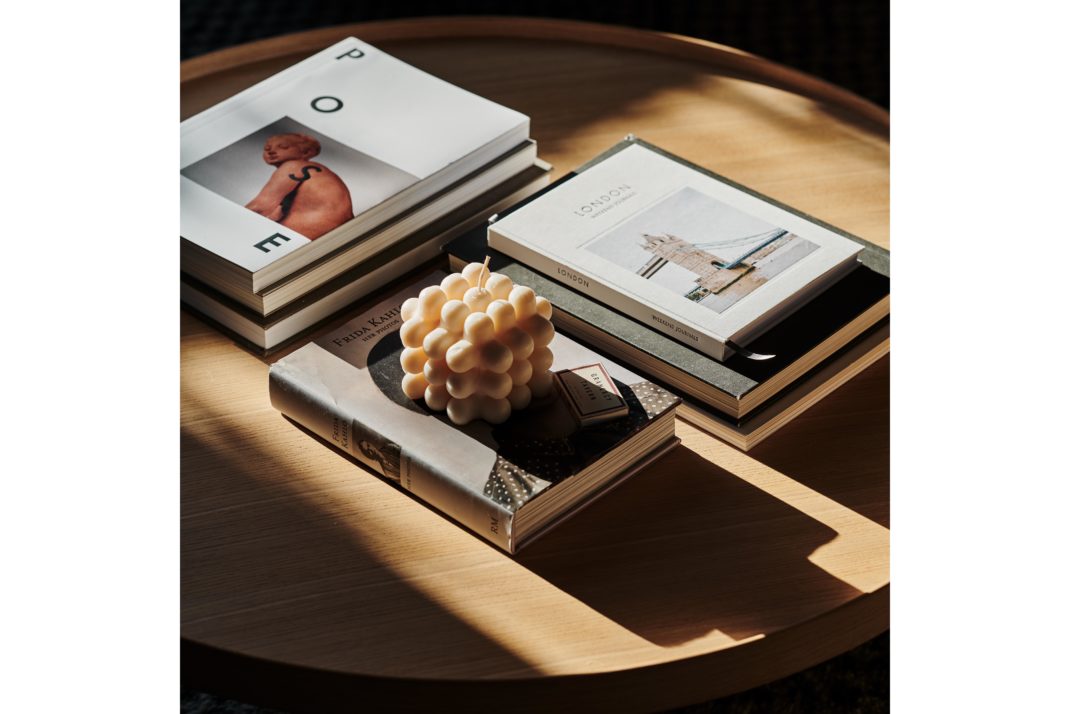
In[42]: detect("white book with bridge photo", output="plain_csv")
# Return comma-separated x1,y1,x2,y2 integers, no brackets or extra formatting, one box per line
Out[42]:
487,140,864,361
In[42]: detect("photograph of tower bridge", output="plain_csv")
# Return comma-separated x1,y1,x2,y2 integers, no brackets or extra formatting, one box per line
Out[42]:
586,187,818,314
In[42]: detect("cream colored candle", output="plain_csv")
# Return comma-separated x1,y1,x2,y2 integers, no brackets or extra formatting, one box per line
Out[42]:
399,259,555,425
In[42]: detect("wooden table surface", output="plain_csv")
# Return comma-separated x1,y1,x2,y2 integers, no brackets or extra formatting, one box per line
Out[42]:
181,18,889,713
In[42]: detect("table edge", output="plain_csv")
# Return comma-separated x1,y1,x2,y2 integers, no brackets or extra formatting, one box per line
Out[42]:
180,16,889,132
182,585,887,711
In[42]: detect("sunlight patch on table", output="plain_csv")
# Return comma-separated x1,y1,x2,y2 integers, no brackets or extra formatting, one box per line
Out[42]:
677,421,889,593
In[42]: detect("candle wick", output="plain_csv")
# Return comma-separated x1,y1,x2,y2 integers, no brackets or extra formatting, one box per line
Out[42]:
479,256,490,291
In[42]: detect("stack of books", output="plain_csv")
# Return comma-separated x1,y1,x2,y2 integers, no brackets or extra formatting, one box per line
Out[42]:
447,137,889,450
180,37,550,352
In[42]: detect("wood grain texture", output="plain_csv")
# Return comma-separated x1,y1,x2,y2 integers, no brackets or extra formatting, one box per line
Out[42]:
181,18,889,712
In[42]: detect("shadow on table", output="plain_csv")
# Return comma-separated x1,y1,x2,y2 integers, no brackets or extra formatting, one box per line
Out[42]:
748,356,889,529
515,441,862,648
181,392,538,681
182,322,884,654
514,358,887,648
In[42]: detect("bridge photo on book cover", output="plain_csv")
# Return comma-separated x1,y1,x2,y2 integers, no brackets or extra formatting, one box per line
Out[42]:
585,187,818,313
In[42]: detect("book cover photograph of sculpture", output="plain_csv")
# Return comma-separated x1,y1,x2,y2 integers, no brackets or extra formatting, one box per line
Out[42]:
181,116,417,240
585,186,819,313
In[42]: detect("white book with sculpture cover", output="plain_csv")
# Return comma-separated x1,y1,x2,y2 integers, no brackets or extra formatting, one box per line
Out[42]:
181,37,529,293
487,139,865,361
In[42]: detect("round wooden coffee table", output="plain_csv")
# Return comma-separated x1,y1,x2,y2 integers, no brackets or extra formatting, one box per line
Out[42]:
181,18,889,713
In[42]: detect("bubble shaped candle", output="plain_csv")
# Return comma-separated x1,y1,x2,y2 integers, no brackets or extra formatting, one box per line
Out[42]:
399,259,556,425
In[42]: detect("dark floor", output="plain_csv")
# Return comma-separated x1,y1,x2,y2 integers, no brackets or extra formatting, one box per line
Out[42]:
179,3,889,711
180,631,888,713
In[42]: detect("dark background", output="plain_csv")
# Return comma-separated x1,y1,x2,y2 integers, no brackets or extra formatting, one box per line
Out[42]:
181,0,889,109
180,1,889,711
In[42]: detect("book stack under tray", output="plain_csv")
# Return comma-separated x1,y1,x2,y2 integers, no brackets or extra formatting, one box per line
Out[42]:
448,137,890,449
180,37,550,353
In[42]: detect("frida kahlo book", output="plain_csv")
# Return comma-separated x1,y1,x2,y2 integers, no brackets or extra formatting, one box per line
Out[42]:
269,273,680,553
